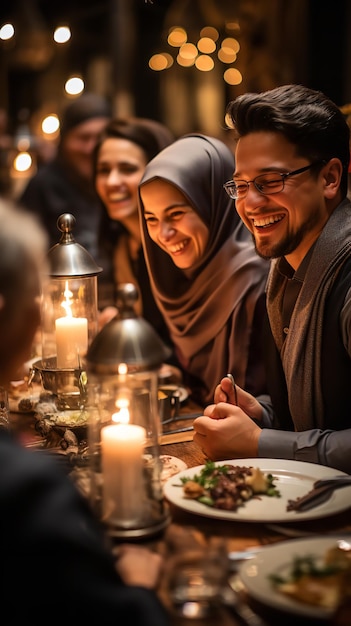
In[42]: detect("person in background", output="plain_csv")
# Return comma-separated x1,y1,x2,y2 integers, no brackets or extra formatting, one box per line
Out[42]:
0,197,169,625
19,92,111,260
193,84,351,474
94,117,176,355
138,133,269,406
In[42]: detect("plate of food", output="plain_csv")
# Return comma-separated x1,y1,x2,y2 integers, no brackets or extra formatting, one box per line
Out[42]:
235,535,351,620
163,458,351,522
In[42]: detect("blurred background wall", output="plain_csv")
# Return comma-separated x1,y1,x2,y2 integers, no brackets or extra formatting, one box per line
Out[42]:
0,0,350,194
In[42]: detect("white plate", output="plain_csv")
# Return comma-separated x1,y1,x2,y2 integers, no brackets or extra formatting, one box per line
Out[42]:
160,455,187,483
236,535,351,620
163,458,351,522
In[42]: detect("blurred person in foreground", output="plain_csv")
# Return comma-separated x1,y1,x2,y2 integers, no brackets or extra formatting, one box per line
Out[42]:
138,134,269,405
0,198,169,625
193,84,351,473
94,117,176,356
20,93,111,260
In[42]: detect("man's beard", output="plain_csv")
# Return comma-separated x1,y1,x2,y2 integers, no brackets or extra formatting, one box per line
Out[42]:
253,230,304,259
252,213,320,260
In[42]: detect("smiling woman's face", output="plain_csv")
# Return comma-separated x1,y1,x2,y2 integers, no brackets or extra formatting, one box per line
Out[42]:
140,179,209,270
95,137,148,223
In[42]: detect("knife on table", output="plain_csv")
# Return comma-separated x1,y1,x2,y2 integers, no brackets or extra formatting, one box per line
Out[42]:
160,427,194,445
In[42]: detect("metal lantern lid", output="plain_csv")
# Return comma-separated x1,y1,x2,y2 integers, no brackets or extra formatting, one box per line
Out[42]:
46,213,102,277
86,283,171,374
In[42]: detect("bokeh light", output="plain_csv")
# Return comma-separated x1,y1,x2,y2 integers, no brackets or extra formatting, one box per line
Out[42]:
222,38,240,53
65,77,84,95
195,55,214,72
0,23,14,40
14,152,32,172
197,37,216,54
218,48,237,63
54,26,71,44
168,27,187,47
179,43,198,61
41,115,60,135
224,67,242,85
149,53,174,71
200,26,219,42
177,54,195,68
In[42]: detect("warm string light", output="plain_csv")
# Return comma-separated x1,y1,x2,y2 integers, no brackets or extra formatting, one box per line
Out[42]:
149,23,243,85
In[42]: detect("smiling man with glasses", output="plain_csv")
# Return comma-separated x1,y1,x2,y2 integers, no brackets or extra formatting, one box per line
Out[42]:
223,161,324,200
193,84,351,474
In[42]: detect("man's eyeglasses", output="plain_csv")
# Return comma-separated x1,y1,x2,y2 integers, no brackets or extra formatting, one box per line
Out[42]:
223,161,324,200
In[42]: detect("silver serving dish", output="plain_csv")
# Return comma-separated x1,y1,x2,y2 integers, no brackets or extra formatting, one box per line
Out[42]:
31,357,87,410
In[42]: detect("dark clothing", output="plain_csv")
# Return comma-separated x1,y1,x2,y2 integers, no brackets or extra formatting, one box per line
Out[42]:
19,157,102,261
264,253,351,433
259,199,351,473
0,430,169,625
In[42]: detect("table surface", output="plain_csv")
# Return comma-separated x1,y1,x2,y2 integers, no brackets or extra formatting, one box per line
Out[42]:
10,395,351,626
156,411,351,626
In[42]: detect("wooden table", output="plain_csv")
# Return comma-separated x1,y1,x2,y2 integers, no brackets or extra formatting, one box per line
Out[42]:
10,400,351,626
136,398,351,626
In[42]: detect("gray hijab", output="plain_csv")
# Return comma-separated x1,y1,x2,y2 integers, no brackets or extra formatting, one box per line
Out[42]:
138,134,269,403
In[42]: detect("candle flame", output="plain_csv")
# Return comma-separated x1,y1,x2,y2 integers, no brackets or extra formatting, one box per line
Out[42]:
112,397,130,424
60,280,73,317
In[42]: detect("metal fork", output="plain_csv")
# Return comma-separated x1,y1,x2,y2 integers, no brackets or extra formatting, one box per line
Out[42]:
314,475,351,489
226,373,238,405
287,476,351,512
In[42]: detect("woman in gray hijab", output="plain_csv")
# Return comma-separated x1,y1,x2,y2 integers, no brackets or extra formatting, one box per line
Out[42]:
138,133,270,405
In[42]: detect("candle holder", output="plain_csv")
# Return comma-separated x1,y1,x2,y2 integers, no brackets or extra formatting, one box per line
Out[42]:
35,213,101,410
86,283,172,539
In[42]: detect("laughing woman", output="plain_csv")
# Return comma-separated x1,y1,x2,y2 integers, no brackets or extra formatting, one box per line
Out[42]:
138,133,270,405
94,117,175,352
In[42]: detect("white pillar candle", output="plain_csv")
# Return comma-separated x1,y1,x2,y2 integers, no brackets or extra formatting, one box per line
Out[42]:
101,423,146,525
55,316,88,369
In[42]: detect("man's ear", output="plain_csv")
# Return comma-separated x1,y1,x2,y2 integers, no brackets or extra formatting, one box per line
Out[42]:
323,158,343,199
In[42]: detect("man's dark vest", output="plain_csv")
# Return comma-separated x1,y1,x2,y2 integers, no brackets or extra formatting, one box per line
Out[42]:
263,255,351,431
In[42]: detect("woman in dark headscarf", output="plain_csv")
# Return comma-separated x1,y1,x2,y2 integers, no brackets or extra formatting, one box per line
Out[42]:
138,134,270,405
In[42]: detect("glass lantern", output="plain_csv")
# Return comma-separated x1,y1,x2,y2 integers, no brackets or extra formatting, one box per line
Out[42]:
35,213,102,409
86,283,172,539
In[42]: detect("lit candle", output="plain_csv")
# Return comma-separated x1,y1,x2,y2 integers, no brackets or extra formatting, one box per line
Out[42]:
101,422,146,525
55,316,88,368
